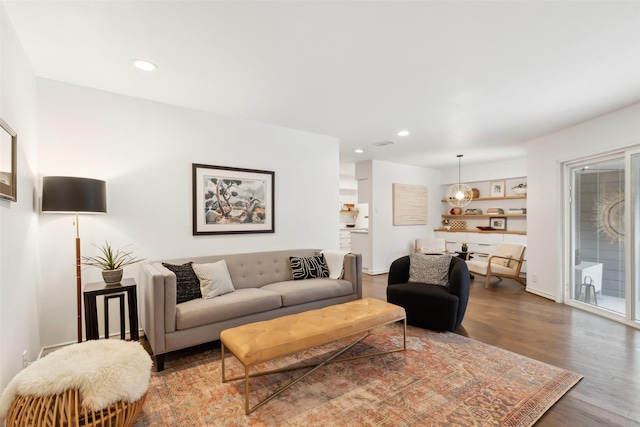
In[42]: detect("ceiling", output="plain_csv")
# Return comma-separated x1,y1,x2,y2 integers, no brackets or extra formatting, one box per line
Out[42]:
4,1,640,169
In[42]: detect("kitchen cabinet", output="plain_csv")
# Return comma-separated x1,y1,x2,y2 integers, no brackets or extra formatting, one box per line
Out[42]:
339,230,351,250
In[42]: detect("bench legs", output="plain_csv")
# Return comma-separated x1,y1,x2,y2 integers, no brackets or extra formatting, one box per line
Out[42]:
222,319,407,415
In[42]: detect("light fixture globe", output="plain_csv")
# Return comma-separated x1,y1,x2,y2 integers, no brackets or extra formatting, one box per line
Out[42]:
446,183,473,207
446,154,473,208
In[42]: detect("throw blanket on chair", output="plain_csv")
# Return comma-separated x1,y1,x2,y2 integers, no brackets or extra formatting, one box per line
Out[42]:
321,249,350,279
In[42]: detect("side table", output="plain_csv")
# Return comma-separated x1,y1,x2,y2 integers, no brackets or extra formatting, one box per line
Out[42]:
83,277,139,341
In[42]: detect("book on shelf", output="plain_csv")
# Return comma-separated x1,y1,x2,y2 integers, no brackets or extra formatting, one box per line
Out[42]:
507,208,527,214
486,208,504,214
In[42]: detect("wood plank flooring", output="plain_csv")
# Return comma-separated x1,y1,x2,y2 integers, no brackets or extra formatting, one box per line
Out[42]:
362,273,640,427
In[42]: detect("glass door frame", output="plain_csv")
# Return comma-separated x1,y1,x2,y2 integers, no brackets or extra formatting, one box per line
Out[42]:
563,148,640,328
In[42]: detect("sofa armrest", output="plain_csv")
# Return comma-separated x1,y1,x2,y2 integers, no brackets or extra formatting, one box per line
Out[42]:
140,263,175,356
343,253,363,299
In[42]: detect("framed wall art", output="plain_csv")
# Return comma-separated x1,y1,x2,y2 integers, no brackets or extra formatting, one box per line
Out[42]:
0,117,17,202
490,217,507,230
192,164,274,235
392,183,428,225
490,180,505,198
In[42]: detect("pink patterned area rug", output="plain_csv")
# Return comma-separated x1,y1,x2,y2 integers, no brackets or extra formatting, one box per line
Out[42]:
135,323,581,426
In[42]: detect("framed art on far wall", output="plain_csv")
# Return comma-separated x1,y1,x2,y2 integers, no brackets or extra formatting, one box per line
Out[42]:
192,163,274,235
0,117,17,202
490,180,505,198
490,217,507,230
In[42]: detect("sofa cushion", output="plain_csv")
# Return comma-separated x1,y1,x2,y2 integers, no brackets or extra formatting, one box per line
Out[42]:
192,260,235,299
162,262,202,304
408,254,452,287
261,278,354,307
175,288,282,330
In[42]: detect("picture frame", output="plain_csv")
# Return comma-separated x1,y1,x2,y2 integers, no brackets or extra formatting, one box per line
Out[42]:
0,117,17,202
192,163,274,235
490,217,507,230
490,180,505,198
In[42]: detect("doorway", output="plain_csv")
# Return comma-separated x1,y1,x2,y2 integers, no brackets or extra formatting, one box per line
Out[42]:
569,156,626,314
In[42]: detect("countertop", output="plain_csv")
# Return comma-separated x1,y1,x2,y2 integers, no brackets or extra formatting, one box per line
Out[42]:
341,227,368,232
349,229,369,234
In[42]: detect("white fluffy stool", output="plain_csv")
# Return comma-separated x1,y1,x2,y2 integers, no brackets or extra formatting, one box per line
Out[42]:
0,340,152,427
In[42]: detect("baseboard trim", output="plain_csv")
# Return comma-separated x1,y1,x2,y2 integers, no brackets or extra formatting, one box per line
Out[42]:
525,287,557,302
39,328,144,359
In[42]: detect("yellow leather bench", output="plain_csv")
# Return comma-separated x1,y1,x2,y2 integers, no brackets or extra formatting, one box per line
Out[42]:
221,298,406,414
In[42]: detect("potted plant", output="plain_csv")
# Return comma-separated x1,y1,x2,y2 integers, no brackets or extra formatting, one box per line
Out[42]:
442,218,451,230
512,183,527,195
82,241,144,285
461,242,468,252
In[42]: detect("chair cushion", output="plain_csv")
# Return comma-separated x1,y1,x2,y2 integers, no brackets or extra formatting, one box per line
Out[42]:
492,243,524,267
408,254,452,286
467,260,516,275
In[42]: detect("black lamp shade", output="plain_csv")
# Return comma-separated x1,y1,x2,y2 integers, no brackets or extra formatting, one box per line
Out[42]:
42,176,107,213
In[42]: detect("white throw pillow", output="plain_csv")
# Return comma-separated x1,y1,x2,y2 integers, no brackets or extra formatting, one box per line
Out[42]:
192,260,235,299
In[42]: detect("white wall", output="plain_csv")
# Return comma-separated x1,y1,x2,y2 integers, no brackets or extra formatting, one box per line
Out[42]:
360,160,441,274
0,4,40,390
37,79,340,347
440,157,527,185
527,102,640,301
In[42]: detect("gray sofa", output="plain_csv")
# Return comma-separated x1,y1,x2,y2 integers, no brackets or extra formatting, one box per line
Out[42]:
140,249,362,371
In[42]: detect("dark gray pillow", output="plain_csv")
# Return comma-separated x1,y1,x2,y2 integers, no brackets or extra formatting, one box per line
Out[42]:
290,255,330,280
162,262,202,304
408,254,452,287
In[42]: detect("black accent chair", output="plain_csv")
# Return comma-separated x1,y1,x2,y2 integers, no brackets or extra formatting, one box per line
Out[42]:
387,255,470,331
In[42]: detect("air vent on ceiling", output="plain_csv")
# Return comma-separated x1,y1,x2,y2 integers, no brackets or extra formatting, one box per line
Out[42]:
373,140,395,147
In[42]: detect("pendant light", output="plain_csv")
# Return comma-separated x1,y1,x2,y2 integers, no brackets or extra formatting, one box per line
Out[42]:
446,154,473,208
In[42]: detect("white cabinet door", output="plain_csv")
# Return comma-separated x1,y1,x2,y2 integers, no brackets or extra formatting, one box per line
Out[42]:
468,233,502,255
436,231,468,253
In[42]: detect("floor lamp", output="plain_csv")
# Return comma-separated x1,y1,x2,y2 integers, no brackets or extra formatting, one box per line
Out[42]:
41,176,107,343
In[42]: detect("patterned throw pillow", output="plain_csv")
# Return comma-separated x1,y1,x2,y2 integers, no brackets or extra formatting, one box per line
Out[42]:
192,260,235,299
289,255,330,280
162,262,202,304
408,254,452,287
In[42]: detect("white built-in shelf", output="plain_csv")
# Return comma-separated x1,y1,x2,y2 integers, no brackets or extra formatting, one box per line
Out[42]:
442,214,526,219
440,195,527,202
434,228,526,235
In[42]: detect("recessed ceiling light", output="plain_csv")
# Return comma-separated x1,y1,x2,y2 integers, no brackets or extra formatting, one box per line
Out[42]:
397,130,410,137
355,148,365,153
133,59,158,71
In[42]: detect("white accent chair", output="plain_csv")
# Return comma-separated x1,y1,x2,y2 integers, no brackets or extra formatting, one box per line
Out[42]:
415,238,447,254
466,243,526,288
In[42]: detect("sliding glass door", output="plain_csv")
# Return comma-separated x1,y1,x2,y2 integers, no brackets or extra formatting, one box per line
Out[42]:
633,153,640,322
569,156,626,314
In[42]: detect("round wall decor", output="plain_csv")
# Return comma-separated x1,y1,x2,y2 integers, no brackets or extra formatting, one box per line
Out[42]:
594,191,624,246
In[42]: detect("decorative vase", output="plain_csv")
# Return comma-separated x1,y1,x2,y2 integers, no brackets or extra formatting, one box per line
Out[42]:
514,188,527,195
461,245,468,252
472,188,480,198
102,268,123,285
